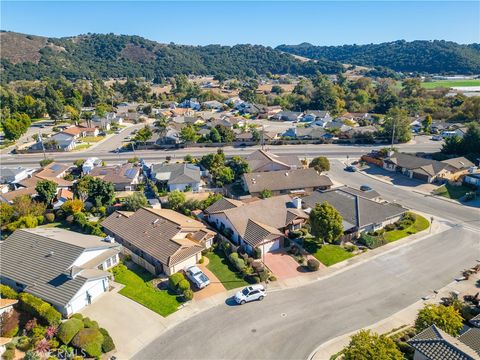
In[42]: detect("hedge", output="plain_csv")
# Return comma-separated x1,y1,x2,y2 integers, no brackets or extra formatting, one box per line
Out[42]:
57,318,84,345
83,317,99,329
72,328,104,358
0,284,18,299
168,273,185,290
18,293,61,326
177,279,190,292
99,328,115,353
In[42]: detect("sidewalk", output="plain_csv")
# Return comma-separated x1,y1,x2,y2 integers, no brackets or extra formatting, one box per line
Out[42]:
310,272,480,360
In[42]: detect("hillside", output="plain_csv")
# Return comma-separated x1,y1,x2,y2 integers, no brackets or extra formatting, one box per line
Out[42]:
276,40,480,74
0,32,344,82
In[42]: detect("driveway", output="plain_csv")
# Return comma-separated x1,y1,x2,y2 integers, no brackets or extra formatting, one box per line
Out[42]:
263,250,304,279
194,260,226,301
80,282,168,359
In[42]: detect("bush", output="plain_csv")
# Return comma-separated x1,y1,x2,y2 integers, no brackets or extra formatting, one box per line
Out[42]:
99,328,115,353
288,230,302,239
198,257,204,264
228,253,246,271
384,224,396,231
169,273,185,290
177,279,190,292
253,247,262,259
0,310,20,338
83,317,99,329
16,336,31,351
258,271,269,282
72,328,104,358
18,293,61,326
62,200,84,215
55,209,65,220
36,215,44,224
183,289,194,301
57,318,84,345
250,276,260,284
45,213,55,223
73,212,87,226
307,259,320,271
0,285,18,299
2,347,15,360
344,244,357,253
70,313,83,320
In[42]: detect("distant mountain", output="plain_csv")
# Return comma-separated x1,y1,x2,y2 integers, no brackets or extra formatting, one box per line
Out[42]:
0,31,344,82
276,40,480,74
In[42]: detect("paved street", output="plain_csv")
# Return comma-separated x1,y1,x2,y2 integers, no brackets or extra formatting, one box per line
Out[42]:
134,227,479,360
1,135,441,167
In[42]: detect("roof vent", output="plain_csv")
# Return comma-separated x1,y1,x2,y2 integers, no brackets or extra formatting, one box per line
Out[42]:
285,172,289,176
152,218,159,225
46,251,54,257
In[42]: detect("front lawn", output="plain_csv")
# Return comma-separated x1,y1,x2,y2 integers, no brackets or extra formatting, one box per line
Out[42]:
303,239,354,266
82,136,105,143
112,262,181,317
205,249,249,290
360,212,430,247
433,184,472,200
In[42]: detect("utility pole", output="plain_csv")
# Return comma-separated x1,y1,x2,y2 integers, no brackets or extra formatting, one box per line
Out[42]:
39,130,46,160
391,118,396,150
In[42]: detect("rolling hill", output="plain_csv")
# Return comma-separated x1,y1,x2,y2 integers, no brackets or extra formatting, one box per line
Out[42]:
0,31,344,82
276,40,480,74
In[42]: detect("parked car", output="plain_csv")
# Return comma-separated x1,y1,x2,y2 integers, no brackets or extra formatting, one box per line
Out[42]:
360,185,372,191
344,165,357,172
185,266,210,289
124,136,132,141
431,135,443,141
234,285,266,305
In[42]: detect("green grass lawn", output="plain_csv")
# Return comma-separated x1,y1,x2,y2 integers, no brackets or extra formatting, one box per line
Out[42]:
382,214,430,242
432,184,472,200
112,262,181,317
303,239,354,266
74,144,92,150
205,250,249,290
421,79,480,89
82,136,105,143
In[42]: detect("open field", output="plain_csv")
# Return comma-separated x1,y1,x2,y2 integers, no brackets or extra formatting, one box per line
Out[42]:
421,79,480,89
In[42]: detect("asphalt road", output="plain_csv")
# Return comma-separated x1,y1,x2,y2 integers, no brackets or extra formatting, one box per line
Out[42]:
1,135,442,168
134,227,479,360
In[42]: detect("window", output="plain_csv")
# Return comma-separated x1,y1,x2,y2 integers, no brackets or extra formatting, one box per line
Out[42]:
106,258,112,269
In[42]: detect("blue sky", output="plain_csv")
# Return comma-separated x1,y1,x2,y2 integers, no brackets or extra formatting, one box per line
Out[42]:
1,1,479,46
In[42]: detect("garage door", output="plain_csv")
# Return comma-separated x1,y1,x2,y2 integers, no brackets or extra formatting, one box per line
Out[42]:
412,171,429,182
261,240,280,253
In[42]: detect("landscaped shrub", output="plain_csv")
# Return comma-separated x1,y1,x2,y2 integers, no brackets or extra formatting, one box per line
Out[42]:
307,259,320,271
2,343,15,360
344,244,357,253
183,289,194,301
18,293,61,326
36,215,44,224
45,213,55,223
0,285,18,299
177,279,190,292
55,209,65,220
62,200,85,215
384,223,396,231
72,328,104,357
288,230,302,239
82,317,99,329
168,273,185,290
70,313,83,320
16,336,32,351
99,328,115,353
0,310,20,337
253,247,262,259
198,257,204,264
228,253,246,271
258,271,269,282
57,318,84,345
73,212,87,226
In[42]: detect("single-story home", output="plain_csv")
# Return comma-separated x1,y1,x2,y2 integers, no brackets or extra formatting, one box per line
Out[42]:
47,133,77,151
464,173,480,188
61,126,99,138
0,167,31,184
90,163,141,191
0,228,122,316
272,111,303,122
241,168,333,197
302,110,333,125
246,149,302,172
204,195,308,255
302,187,407,235
102,208,215,275
383,153,474,183
408,325,480,360
53,188,74,209
150,163,202,192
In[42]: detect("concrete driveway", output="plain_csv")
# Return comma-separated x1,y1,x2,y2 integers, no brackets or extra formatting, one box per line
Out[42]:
194,260,226,301
263,250,304,279
80,282,168,359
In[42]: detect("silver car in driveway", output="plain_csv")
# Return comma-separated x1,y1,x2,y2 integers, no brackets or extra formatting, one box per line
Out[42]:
234,285,266,305
185,266,210,289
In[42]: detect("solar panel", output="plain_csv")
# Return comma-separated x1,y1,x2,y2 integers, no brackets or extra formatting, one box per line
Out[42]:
124,168,137,179
51,164,61,171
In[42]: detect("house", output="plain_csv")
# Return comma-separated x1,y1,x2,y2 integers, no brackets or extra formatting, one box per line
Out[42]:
0,228,122,316
302,110,333,125
293,126,329,140
61,126,99,138
47,133,77,151
383,153,474,183
235,132,254,142
202,100,224,111
302,187,406,235
102,208,215,275
179,98,201,111
246,149,302,172
0,186,38,203
150,163,202,192
272,111,303,122
225,96,244,108
91,112,123,130
18,162,72,190
408,325,480,360
241,168,333,197
0,167,30,184
0,299,18,316
155,126,182,145
324,120,352,133
204,195,308,255
90,163,141,191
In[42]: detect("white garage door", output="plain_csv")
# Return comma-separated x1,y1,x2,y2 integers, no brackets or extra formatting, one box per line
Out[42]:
261,240,280,253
